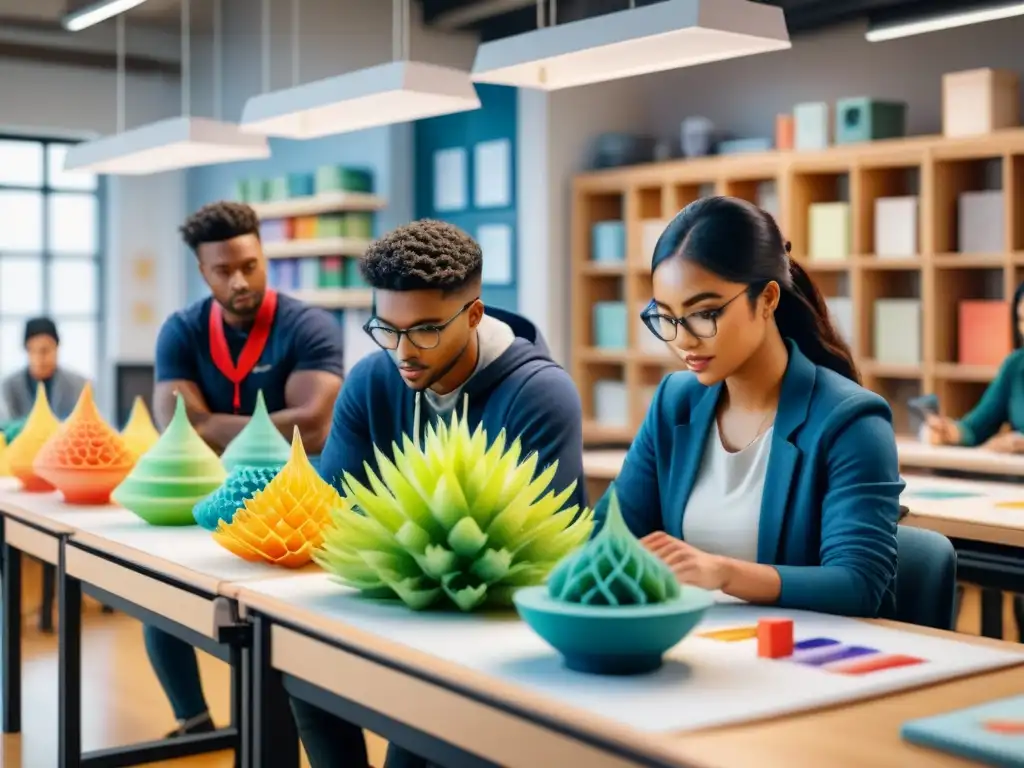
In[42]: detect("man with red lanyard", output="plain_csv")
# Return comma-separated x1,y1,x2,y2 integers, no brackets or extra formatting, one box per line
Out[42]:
148,200,345,737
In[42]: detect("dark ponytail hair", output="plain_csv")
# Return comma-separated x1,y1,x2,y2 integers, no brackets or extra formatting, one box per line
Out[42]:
651,196,860,383
1012,280,1024,349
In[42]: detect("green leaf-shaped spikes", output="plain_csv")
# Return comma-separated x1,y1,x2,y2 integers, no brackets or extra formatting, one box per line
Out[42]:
314,399,594,611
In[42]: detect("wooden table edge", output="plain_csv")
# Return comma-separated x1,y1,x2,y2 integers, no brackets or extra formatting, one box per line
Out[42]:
0,495,76,534
235,587,1024,768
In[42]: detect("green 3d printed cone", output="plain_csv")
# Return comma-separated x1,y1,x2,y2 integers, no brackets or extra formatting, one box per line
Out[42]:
112,393,227,525
220,390,291,472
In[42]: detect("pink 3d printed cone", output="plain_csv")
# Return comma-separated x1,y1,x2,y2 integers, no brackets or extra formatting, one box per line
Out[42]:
219,390,291,472
112,393,226,525
33,383,135,504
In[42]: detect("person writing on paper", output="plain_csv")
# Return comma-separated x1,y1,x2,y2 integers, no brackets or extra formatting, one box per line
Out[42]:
924,280,1024,453
290,219,586,768
600,196,902,618
147,201,345,737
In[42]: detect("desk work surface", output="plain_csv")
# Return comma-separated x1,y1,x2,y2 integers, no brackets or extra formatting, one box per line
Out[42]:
896,437,1024,477
901,474,1024,547
237,574,1024,735
0,483,314,593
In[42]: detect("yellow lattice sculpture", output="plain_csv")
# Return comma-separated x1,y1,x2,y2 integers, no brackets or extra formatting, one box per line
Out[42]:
6,384,60,492
213,427,340,567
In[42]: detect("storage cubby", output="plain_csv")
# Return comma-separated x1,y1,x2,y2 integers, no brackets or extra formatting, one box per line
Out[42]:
856,165,921,259
790,170,851,263
633,186,667,268
579,274,626,350
932,156,1004,255
933,267,1004,364
572,130,1024,445
579,362,630,443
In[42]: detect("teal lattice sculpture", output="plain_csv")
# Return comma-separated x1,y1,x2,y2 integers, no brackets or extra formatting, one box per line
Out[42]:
193,465,281,531
513,486,712,675
547,490,680,606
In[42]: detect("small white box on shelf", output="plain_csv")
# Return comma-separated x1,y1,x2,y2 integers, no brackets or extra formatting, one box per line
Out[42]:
958,190,1004,253
825,297,855,347
874,196,918,257
809,202,850,261
874,299,922,365
640,220,667,263
594,380,629,427
794,102,830,150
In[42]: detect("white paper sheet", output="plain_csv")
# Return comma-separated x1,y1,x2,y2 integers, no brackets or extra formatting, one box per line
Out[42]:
241,575,1024,734
473,139,511,209
433,148,467,212
478,223,513,285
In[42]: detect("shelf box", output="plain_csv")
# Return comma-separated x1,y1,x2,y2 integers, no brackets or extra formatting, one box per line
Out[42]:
794,102,830,150
943,68,1020,138
591,220,626,263
874,299,921,365
835,98,906,144
959,300,1012,366
594,381,629,427
640,219,667,263
593,302,628,349
808,202,850,262
958,190,1004,253
825,297,855,347
875,196,918,258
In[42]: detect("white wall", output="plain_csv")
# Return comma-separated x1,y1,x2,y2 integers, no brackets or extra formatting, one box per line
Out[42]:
0,54,185,416
518,15,1024,368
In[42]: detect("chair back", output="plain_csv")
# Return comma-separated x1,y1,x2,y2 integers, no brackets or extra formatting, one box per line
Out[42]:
895,524,957,630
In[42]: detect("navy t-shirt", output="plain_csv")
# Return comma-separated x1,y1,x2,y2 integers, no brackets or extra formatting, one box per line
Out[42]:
154,293,345,415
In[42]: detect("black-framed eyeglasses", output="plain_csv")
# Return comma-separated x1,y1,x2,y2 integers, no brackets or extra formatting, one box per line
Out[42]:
363,298,479,351
640,288,748,342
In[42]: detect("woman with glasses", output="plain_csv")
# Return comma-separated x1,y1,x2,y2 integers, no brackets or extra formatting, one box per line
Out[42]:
600,196,902,618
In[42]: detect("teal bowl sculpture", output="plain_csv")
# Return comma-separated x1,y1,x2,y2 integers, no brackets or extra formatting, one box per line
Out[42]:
192,464,281,531
513,486,713,675
513,585,713,675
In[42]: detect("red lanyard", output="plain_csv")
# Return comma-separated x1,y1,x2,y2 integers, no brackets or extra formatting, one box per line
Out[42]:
208,289,278,413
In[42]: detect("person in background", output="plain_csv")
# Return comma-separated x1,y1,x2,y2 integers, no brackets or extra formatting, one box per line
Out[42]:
599,196,901,618
924,280,1024,453
148,201,345,737
291,219,586,768
0,317,87,420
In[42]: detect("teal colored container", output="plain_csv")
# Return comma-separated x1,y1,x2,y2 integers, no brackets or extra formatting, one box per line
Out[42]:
513,586,713,675
232,179,250,202
591,221,626,263
344,258,368,288
287,172,315,198
835,98,907,144
593,302,627,349
315,165,374,194
245,177,267,203
265,177,289,201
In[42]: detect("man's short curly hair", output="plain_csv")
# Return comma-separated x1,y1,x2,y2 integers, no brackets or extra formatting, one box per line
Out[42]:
180,201,260,254
360,219,483,293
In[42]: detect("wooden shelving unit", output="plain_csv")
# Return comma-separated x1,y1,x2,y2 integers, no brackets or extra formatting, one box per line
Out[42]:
572,128,1024,445
251,192,385,310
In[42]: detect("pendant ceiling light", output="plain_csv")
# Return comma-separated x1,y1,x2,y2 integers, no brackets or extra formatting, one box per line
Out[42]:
471,0,791,91
240,0,480,139
64,0,270,175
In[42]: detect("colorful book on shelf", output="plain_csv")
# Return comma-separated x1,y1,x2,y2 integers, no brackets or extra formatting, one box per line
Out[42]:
900,694,1024,767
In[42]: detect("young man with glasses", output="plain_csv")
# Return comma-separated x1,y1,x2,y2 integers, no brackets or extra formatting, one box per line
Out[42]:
295,219,586,768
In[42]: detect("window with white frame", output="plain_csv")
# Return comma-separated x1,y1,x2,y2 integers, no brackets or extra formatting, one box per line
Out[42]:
0,136,103,382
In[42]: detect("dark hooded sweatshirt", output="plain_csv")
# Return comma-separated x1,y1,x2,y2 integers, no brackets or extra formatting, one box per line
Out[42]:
317,306,587,512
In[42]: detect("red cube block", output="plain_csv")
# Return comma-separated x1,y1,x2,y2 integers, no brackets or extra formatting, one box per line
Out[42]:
757,618,794,659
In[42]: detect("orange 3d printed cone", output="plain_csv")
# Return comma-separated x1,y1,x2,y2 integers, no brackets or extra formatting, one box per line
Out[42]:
6,383,60,492
33,383,135,505
213,427,340,568
120,396,160,460
0,434,10,477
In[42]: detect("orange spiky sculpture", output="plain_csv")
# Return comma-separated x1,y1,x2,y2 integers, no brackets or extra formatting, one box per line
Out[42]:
120,396,160,460
34,383,135,505
213,427,340,568
6,383,60,492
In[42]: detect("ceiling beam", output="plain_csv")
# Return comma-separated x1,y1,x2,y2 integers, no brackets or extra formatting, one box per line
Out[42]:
0,38,179,76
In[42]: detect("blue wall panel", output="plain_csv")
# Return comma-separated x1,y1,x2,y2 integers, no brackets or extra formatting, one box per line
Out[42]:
414,84,518,311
